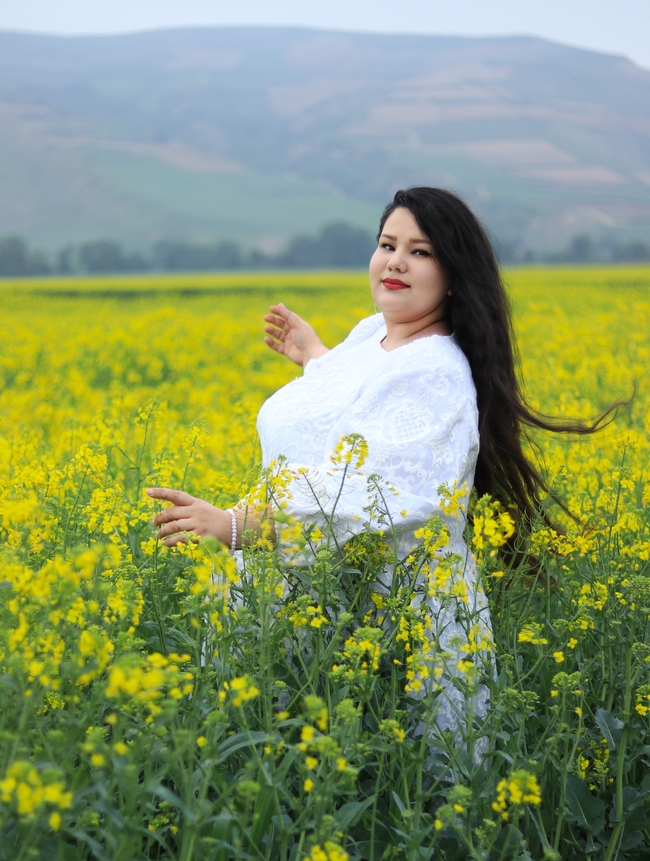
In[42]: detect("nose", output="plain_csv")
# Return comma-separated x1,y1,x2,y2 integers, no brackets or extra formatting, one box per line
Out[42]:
387,248,406,272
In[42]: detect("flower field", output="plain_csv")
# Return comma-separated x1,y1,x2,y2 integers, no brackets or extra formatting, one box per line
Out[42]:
0,266,649,860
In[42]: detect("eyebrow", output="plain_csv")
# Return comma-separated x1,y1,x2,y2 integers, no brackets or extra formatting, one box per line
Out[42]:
380,233,431,245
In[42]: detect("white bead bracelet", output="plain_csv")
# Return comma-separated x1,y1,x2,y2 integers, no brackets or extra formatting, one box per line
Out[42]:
225,508,238,554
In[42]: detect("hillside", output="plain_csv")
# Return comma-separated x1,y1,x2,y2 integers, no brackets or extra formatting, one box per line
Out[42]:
0,26,649,252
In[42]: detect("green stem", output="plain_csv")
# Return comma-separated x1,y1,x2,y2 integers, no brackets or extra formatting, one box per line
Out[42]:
62,470,87,552
370,750,386,861
604,647,632,861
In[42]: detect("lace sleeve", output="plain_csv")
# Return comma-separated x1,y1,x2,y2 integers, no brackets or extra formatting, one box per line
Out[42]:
277,339,479,551
303,314,385,377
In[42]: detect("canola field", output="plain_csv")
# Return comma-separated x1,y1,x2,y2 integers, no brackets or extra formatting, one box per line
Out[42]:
0,267,649,861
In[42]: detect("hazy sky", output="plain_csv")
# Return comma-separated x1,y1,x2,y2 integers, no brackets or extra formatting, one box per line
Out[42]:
2,0,650,69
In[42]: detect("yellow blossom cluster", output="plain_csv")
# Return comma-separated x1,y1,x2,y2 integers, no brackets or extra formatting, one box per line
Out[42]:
635,684,650,717
343,530,391,572
0,761,72,827
395,603,437,694
331,626,384,682
414,516,450,556
329,434,369,469
438,481,471,519
295,708,356,798
491,770,542,820
286,596,328,630
0,547,139,694
578,737,611,790
304,841,348,861
218,675,260,708
517,624,548,646
379,718,406,744
471,497,516,560
105,653,194,718
303,695,329,731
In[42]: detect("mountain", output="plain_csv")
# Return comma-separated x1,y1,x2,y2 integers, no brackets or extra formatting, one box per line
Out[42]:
1,26,649,253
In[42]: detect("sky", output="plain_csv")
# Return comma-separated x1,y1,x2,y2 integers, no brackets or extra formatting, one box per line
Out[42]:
2,0,650,69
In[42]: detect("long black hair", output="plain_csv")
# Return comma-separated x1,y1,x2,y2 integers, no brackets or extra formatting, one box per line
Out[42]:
378,187,623,523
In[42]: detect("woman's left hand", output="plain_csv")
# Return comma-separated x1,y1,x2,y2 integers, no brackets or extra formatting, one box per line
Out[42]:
148,487,232,547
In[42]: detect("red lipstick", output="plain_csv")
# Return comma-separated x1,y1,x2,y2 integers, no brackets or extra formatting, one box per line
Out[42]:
382,278,409,290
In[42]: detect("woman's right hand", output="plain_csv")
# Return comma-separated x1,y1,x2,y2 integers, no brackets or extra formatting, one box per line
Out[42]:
263,303,329,367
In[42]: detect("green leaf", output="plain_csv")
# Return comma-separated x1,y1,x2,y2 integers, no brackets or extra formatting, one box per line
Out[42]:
212,809,236,841
391,791,407,815
489,825,524,861
620,830,645,852
616,786,639,820
437,835,463,860
69,831,110,861
606,787,648,851
30,838,68,861
356,840,393,860
250,786,276,849
216,730,268,764
335,798,375,831
564,773,605,830
638,773,650,796
594,708,624,751
494,750,514,766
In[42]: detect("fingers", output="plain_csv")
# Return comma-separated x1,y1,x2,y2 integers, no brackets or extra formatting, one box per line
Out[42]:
148,488,198,540
162,533,199,547
147,487,195,505
263,323,286,341
263,312,288,327
156,518,192,539
268,303,294,322
264,336,284,353
152,505,186,527
263,311,289,354
147,488,216,546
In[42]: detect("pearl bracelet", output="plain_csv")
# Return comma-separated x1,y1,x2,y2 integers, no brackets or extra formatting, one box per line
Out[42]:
225,508,238,554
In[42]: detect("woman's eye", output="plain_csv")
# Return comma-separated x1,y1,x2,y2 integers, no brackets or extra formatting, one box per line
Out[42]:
413,249,431,257
380,243,394,251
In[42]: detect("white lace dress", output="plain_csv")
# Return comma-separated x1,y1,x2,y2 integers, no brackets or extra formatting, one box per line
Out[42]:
258,313,479,557
257,313,491,731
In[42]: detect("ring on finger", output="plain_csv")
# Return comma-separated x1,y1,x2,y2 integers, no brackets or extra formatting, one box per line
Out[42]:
159,519,180,537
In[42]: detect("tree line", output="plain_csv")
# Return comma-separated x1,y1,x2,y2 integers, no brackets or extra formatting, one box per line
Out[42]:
0,223,377,276
1,227,649,277
496,234,650,265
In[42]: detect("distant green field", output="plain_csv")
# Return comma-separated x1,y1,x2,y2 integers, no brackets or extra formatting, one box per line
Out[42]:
0,269,369,295
0,134,381,251
92,150,382,243
1,264,649,297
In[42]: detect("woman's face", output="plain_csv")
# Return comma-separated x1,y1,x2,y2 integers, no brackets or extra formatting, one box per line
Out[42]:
369,207,449,325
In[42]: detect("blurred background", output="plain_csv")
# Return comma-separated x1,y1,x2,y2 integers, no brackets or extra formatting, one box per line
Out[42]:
1,0,649,274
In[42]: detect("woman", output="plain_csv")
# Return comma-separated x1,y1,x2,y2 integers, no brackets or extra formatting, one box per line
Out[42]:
149,192,477,561
148,187,503,736
149,187,600,555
